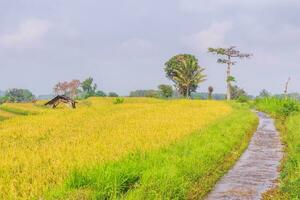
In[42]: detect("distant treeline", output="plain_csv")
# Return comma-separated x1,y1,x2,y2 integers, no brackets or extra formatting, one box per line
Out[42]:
129,90,160,98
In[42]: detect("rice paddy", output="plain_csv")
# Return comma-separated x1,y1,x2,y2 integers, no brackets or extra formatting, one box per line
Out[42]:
0,97,244,199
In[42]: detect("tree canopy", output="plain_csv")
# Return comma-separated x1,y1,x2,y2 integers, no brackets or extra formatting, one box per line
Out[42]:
4,88,35,102
164,54,206,98
158,84,173,98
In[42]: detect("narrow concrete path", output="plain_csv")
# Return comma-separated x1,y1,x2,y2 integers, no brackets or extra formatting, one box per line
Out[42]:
206,112,283,200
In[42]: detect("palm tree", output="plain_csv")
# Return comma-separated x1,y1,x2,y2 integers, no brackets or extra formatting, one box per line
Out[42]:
208,86,214,99
165,54,206,98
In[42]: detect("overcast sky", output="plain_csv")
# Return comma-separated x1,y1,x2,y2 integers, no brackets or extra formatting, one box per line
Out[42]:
1,0,300,96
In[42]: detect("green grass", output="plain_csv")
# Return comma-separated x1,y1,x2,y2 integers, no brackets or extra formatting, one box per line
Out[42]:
255,97,300,199
0,106,31,115
46,104,258,200
280,114,300,199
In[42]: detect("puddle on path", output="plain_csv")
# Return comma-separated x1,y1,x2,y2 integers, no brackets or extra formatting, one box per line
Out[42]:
205,112,283,200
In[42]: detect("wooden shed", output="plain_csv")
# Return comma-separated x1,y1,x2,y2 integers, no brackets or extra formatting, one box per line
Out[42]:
45,95,77,108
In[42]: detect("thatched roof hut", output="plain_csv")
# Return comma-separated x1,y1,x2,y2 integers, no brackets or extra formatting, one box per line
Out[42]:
45,95,77,108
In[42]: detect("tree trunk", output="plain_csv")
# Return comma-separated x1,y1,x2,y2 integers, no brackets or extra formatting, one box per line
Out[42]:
284,77,291,100
186,86,190,98
226,56,231,101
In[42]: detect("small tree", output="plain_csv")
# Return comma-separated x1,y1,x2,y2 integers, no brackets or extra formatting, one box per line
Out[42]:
81,77,97,98
68,80,81,98
230,85,247,100
54,80,81,98
208,86,214,100
165,54,206,98
208,46,252,100
158,84,173,98
54,81,69,96
259,89,271,98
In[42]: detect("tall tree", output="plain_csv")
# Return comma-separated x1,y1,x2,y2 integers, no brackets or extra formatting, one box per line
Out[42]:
208,46,252,100
208,86,214,100
164,54,206,98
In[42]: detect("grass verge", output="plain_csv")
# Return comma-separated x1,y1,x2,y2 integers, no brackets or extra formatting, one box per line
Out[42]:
46,103,258,200
255,97,300,199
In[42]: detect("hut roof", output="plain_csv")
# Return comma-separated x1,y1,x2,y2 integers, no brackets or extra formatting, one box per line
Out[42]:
45,95,77,108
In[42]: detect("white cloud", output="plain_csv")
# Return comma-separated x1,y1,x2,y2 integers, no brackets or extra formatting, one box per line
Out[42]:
183,21,232,52
0,19,50,48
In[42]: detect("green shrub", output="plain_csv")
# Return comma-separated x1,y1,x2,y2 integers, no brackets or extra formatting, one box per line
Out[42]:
255,97,299,119
113,97,124,104
237,95,249,103
278,101,299,117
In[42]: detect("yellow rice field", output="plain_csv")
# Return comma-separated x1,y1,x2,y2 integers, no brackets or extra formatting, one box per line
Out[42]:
0,98,231,199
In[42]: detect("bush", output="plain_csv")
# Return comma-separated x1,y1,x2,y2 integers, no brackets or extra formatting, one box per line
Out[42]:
113,97,124,104
278,101,299,117
237,95,249,103
255,97,299,118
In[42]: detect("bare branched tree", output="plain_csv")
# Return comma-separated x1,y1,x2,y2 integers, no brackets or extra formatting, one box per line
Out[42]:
208,46,252,100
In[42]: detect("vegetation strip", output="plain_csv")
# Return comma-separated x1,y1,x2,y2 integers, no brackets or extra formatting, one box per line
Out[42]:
255,97,300,199
47,104,257,199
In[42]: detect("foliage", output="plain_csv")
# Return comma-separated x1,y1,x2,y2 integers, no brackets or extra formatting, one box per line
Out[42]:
258,89,271,98
108,92,119,97
0,96,9,104
81,77,97,98
113,97,124,104
208,86,214,100
164,54,206,97
237,95,249,103
158,84,173,98
227,76,236,83
54,80,81,98
4,88,35,102
255,97,299,118
95,90,107,97
0,98,232,199
48,104,257,200
230,85,247,100
191,92,226,100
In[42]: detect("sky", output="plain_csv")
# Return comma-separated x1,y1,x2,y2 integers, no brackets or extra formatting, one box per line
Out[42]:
1,0,300,96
